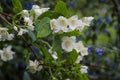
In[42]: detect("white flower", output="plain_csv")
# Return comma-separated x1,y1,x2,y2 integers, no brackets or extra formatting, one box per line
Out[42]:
80,65,88,74
50,19,61,33
50,16,69,33
41,8,50,13
76,20,85,31
75,55,83,63
7,34,14,40
80,47,88,56
68,15,79,31
51,54,58,60
27,60,42,73
0,28,9,41
82,17,94,26
13,26,18,31
18,28,28,36
62,36,76,52
33,8,42,18
32,5,49,19
32,5,40,9
24,17,32,24
0,27,14,41
74,41,84,53
23,17,34,30
22,10,29,17
48,48,58,60
57,16,68,32
0,46,15,62
26,23,35,31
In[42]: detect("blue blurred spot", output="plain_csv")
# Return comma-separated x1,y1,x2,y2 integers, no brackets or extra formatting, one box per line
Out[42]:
115,24,120,30
109,70,114,75
32,46,39,51
22,63,26,69
102,29,110,37
99,0,106,3
106,17,112,23
0,71,3,77
96,49,103,57
14,63,19,69
7,0,12,3
98,18,104,24
87,46,92,53
112,63,117,69
102,29,109,34
115,37,119,44
70,2,74,8
25,3,34,10
30,53,36,59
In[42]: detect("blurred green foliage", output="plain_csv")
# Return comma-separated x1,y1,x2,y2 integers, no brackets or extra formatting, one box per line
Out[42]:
0,0,120,80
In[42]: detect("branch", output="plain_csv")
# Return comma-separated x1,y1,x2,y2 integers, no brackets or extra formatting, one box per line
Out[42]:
0,14,12,26
0,11,13,18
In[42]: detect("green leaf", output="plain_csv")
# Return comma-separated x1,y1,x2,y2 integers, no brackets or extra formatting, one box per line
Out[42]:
81,74,89,80
97,33,109,44
38,11,61,19
74,72,89,80
0,6,3,11
23,71,31,80
59,30,81,37
39,45,52,63
66,50,78,65
23,49,30,65
54,1,70,18
12,0,23,14
52,35,62,60
35,17,52,38
29,10,36,20
27,30,36,42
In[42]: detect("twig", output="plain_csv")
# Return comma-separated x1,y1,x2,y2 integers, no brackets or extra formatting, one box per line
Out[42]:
0,11,13,18
0,14,12,26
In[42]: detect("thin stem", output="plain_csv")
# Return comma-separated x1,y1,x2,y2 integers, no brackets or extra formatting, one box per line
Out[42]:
39,39,51,48
0,14,12,26
21,36,41,62
0,11,13,18
49,68,55,79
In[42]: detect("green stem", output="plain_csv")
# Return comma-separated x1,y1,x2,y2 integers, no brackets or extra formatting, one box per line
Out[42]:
39,39,51,48
49,68,55,79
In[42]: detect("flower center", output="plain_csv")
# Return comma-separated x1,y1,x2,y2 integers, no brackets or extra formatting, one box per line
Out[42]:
4,52,11,59
65,40,72,48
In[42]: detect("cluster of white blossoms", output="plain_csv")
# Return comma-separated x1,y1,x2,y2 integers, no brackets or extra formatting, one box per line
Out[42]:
22,5,49,30
50,15,94,33
0,46,15,62
61,36,88,56
27,60,43,73
61,36,88,73
14,5,49,36
32,5,50,19
0,27,14,41
22,10,34,31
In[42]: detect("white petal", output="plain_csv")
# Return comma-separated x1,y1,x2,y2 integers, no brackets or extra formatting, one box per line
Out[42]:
75,55,83,63
61,36,76,52
13,26,18,31
80,47,88,56
74,41,84,53
32,5,40,9
18,28,28,36
7,34,14,40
